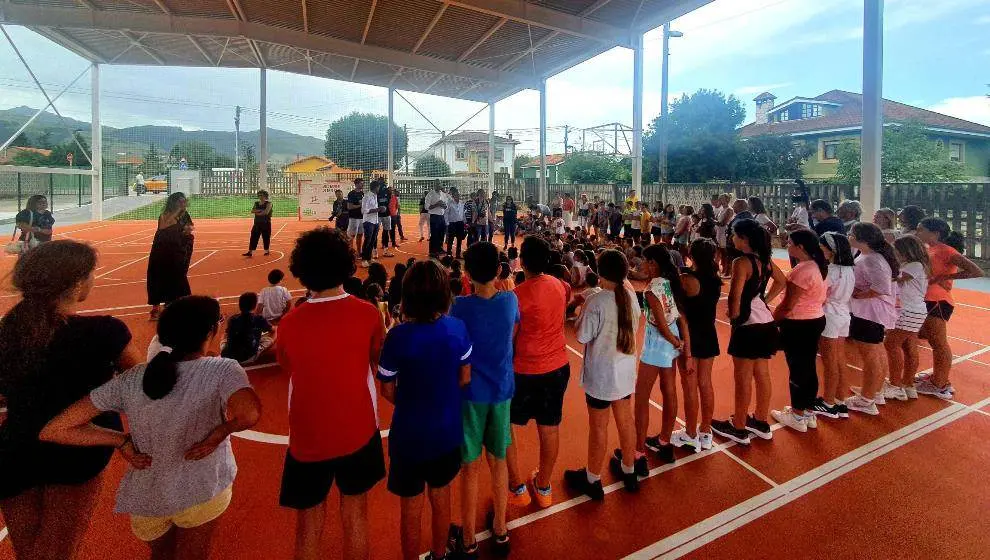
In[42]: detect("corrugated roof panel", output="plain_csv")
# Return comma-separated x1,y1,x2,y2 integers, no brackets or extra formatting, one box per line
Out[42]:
10,0,79,8
530,0,601,16
353,60,399,83
590,0,648,26
63,28,131,60
90,0,159,13
262,43,309,69
419,4,501,61
365,0,439,52
307,0,370,43
241,0,305,32
217,37,263,67
164,0,235,19
466,20,549,69
140,33,206,64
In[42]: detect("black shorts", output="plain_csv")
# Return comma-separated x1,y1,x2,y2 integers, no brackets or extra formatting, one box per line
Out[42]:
849,315,885,344
585,393,631,410
279,432,385,510
926,300,954,322
387,446,461,498
510,364,570,427
728,322,779,359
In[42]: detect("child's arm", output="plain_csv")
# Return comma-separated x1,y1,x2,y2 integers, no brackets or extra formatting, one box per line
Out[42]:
459,364,471,388
380,380,396,404
773,280,799,321
766,261,788,304
895,270,913,286
186,387,262,460
941,253,983,283
727,258,748,321
645,291,681,348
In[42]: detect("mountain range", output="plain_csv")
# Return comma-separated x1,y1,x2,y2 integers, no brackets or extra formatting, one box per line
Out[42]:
0,106,325,162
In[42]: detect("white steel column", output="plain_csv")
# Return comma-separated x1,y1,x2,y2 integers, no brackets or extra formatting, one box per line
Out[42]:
539,78,547,205
860,0,883,218
488,101,495,195
387,87,395,186
259,68,268,191
659,25,670,185
631,33,644,199
90,63,102,222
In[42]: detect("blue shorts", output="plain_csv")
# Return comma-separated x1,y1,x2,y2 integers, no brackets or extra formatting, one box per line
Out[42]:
641,321,680,368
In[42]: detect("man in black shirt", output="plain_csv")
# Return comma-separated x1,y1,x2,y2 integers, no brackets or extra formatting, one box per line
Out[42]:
346,178,365,251
376,179,393,257
243,190,273,257
811,199,846,236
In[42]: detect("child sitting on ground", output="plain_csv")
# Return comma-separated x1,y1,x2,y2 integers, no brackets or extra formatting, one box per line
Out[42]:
221,292,274,365
258,269,293,323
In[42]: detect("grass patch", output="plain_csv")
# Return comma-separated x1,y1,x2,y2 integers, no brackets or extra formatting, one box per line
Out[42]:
110,196,300,220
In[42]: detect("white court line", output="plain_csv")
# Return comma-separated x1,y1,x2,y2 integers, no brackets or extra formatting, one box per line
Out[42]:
0,526,6,542
94,250,287,289
273,222,288,238
235,428,390,445
93,229,154,246
95,255,148,279
77,288,308,314
622,398,990,560
953,301,990,313
187,250,218,270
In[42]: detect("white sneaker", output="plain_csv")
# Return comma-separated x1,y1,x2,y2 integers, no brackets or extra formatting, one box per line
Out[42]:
914,372,931,383
904,385,919,399
850,386,884,404
771,407,808,433
806,412,818,429
845,395,880,416
882,381,908,402
670,429,701,453
915,379,954,400
698,431,714,450
360,260,371,268
373,249,379,259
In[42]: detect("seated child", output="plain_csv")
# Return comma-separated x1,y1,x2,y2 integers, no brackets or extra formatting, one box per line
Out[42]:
220,292,274,364
258,269,293,323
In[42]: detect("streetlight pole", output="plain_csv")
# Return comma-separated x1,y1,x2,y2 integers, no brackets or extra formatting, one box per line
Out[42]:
659,25,683,185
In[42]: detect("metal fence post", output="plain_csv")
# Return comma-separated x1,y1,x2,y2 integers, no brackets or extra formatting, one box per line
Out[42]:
78,174,83,207
49,174,54,211
16,173,22,210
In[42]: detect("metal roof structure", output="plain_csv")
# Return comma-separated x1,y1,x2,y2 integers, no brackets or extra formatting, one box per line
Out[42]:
1,0,711,102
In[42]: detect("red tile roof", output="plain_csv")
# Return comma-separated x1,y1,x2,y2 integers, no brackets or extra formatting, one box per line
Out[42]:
520,154,566,167
739,90,990,137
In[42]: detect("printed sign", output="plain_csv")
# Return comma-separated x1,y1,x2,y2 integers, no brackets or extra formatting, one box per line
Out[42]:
297,174,346,221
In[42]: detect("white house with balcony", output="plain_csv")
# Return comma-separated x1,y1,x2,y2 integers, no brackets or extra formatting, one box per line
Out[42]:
426,131,519,177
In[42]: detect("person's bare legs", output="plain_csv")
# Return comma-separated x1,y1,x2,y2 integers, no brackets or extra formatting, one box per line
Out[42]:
857,341,886,398
340,493,370,560
1,488,42,560
901,333,920,388
295,502,327,560
658,367,678,441
149,527,177,560
427,485,452,559
488,453,509,536
399,494,424,560
922,317,952,387
679,359,700,438
634,364,660,450
173,519,221,560
586,406,610,477
752,359,772,423
696,358,715,434
612,398,637,472
820,337,842,403
534,424,560,489
506,425,524,489
731,358,755,430
461,459,481,547
34,476,103,560
884,330,905,388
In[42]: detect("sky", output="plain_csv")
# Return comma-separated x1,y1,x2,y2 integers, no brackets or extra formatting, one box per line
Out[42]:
1,0,988,157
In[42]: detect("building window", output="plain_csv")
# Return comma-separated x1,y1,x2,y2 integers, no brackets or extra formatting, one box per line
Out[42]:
455,147,467,161
778,110,789,122
494,148,504,162
801,104,821,119
822,140,841,161
949,142,964,163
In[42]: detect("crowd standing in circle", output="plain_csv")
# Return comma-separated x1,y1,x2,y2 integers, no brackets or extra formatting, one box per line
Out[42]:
0,182,984,560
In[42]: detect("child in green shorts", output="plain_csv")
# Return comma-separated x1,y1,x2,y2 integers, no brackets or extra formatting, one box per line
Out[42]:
450,241,520,558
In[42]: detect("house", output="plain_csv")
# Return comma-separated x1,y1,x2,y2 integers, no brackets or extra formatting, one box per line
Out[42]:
283,155,332,174
520,154,567,183
426,131,519,177
0,146,52,165
739,90,990,181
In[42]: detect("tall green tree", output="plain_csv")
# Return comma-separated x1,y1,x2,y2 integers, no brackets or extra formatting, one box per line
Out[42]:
240,141,257,168
642,89,745,183
833,121,966,184
37,130,53,150
558,152,626,184
413,154,451,177
10,132,30,147
142,143,165,175
169,140,233,170
737,135,811,182
513,154,533,177
325,112,408,172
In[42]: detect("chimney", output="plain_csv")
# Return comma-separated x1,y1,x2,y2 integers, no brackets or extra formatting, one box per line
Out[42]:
754,92,777,125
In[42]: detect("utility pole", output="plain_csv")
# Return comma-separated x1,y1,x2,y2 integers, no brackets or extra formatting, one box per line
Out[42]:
660,25,684,184
234,105,241,190
404,124,409,173
563,125,570,155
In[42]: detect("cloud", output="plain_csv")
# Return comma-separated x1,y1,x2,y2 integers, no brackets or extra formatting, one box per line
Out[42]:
735,83,793,96
928,96,990,127
979,15,990,24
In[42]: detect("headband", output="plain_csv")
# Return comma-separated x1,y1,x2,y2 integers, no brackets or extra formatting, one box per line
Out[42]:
822,231,838,253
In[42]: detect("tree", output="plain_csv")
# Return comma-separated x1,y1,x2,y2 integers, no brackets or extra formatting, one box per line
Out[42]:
833,121,966,184
413,154,451,177
142,143,165,175
737,135,811,182
514,154,533,177
558,152,626,184
169,140,232,170
325,112,409,172
10,132,30,147
37,130,53,150
643,89,746,183
240,141,257,168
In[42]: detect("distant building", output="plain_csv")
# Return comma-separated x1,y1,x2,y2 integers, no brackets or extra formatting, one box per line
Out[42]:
283,156,333,174
426,131,519,177
0,146,52,165
520,154,567,183
739,90,990,182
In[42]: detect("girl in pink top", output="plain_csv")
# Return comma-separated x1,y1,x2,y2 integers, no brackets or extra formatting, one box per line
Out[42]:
915,218,982,399
771,229,827,432
846,223,899,416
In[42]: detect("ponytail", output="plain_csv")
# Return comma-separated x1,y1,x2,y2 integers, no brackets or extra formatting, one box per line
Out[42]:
852,222,900,279
597,250,635,355
143,296,221,400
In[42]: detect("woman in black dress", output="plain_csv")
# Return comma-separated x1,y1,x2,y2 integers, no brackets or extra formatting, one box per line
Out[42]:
147,192,194,320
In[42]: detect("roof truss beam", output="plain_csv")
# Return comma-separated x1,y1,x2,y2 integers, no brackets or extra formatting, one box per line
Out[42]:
458,16,506,62
445,0,633,48
1,3,540,89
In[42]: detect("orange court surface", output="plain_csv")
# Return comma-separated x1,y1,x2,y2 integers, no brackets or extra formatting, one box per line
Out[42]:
1,216,989,560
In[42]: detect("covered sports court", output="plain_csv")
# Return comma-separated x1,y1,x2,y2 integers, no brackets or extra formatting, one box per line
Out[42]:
3,2,988,560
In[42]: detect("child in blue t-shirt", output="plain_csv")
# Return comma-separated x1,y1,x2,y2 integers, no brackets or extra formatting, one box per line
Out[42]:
378,260,472,560
449,242,519,558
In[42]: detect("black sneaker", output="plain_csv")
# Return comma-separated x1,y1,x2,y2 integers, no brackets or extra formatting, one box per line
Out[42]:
608,454,640,492
745,415,773,440
644,436,676,464
835,403,850,418
447,524,464,556
457,542,479,560
711,419,751,445
644,435,662,452
563,468,605,501
612,449,648,478
811,397,840,419
483,510,511,557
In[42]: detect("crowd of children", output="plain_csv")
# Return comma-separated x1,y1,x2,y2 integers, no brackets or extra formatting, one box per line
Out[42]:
0,189,983,560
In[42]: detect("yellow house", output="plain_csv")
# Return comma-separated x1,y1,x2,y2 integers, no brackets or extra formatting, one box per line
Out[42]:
283,156,332,173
